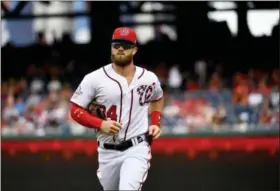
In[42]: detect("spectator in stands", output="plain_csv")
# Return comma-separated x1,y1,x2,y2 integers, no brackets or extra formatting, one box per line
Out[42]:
208,72,223,91
232,74,249,105
42,90,70,134
247,68,257,90
26,88,42,109
14,96,26,116
185,76,200,92
270,86,280,110
60,83,73,101
16,78,29,100
200,102,216,126
168,65,183,93
1,81,9,103
212,104,227,126
256,78,270,96
2,95,19,127
271,69,280,89
258,104,273,125
47,80,62,92
161,104,187,134
234,101,255,125
271,109,280,126
45,100,67,128
248,90,263,110
194,59,207,88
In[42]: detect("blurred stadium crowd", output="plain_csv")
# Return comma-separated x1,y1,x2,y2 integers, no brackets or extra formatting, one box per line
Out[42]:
1,37,279,137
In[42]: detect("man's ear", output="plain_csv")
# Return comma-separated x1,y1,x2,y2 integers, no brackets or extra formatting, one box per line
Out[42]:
133,47,138,55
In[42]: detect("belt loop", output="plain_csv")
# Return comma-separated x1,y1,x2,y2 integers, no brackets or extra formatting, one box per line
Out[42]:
141,134,145,141
132,137,138,146
98,141,104,149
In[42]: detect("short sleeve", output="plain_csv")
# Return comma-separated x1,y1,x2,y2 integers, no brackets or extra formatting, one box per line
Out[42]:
150,74,164,101
70,74,96,108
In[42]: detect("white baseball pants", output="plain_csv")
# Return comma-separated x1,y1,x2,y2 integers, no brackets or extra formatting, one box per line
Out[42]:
97,141,151,191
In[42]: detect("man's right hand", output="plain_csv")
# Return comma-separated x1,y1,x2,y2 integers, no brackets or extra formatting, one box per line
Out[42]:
100,120,122,135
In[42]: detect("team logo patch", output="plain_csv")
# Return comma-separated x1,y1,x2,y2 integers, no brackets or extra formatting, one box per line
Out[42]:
137,83,156,106
73,85,83,98
120,28,130,36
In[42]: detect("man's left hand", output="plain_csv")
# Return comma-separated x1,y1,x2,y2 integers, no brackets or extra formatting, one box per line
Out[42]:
148,125,161,139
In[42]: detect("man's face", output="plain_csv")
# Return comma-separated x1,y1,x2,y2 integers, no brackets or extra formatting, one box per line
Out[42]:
111,41,137,67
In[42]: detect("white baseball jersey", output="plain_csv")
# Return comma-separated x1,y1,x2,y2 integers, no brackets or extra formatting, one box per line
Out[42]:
70,63,163,143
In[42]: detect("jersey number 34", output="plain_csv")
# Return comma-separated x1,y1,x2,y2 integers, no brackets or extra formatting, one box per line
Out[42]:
98,105,118,121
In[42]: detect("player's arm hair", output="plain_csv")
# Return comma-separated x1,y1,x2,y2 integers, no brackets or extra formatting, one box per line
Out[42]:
149,96,164,126
70,103,103,129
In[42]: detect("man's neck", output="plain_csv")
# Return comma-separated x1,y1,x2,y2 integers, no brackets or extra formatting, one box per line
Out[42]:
112,63,135,77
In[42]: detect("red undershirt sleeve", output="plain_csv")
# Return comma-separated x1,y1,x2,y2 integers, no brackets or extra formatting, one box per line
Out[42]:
70,103,103,129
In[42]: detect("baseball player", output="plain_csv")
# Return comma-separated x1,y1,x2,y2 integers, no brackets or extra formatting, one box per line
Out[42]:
70,27,164,190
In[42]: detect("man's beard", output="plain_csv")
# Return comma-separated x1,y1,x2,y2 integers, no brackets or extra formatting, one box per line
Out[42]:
111,53,133,67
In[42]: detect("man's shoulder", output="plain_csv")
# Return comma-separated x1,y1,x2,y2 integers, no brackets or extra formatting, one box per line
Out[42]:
84,64,110,79
141,68,158,80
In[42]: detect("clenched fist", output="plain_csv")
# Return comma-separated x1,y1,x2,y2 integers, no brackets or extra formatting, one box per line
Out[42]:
148,125,161,139
100,120,122,135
